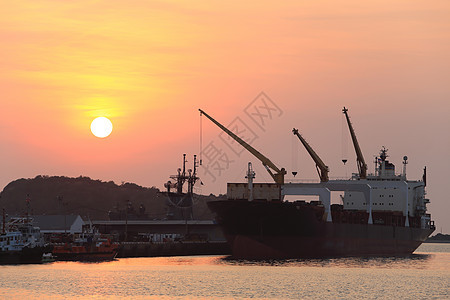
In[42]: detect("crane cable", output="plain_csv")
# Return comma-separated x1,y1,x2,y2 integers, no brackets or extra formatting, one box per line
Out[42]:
291,133,298,177
341,112,348,165
199,111,203,165
341,111,348,178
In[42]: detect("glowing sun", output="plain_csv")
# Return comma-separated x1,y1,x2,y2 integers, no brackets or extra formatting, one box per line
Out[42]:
91,117,113,138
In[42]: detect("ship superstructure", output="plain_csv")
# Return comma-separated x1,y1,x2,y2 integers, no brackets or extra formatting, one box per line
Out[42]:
339,147,431,229
163,154,200,220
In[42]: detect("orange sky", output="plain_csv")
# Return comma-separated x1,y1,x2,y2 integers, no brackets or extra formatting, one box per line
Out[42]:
1,1,449,232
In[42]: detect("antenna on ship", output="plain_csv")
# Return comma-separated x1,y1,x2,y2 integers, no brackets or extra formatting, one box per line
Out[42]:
423,166,427,187
402,156,408,179
374,156,379,176
245,162,256,201
182,153,187,178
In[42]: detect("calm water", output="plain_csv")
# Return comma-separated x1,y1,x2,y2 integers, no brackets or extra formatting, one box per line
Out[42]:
1,243,449,299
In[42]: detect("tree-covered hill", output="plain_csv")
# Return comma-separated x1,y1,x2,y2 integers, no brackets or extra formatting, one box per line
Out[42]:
0,175,222,220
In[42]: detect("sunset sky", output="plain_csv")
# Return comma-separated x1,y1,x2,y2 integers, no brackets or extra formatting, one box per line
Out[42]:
1,1,449,232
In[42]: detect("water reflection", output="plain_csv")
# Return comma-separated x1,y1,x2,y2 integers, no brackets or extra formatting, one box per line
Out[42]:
219,253,433,269
0,246,448,299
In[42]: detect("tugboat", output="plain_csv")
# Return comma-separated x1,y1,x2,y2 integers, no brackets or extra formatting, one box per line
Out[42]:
52,226,119,261
0,213,47,264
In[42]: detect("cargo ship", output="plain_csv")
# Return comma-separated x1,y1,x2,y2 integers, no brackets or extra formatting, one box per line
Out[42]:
200,108,435,259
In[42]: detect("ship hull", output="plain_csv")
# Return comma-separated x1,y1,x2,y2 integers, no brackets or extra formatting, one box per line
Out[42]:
52,242,119,262
208,200,434,259
0,247,44,264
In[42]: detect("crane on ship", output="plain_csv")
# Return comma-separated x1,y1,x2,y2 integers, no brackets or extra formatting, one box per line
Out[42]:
199,109,286,185
342,107,368,179
292,128,329,182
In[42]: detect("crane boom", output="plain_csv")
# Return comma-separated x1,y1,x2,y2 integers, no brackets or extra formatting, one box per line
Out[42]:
342,107,367,179
199,109,286,184
292,128,329,182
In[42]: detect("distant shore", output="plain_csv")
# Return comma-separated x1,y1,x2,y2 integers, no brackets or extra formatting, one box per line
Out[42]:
424,240,450,243
425,233,450,243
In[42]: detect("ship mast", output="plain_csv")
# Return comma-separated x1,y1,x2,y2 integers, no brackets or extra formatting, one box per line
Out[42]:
187,155,200,194
168,154,199,195
292,128,329,182
342,107,367,179
245,162,256,201
199,109,286,184
176,154,187,194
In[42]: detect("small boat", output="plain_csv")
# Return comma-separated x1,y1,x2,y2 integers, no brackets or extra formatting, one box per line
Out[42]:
41,252,55,263
0,218,47,264
52,228,119,261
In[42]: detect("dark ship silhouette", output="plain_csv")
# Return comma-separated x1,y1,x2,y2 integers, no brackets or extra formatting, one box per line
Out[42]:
200,108,435,259
162,154,200,220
